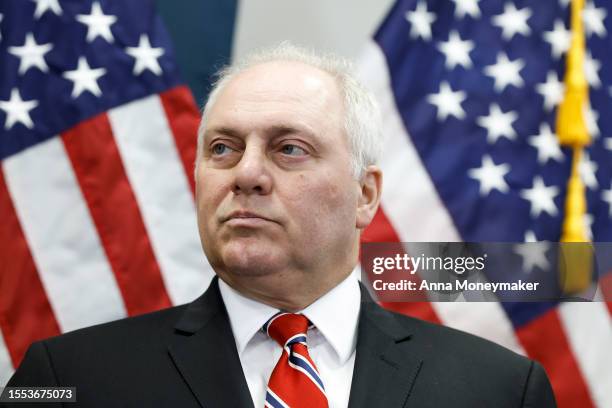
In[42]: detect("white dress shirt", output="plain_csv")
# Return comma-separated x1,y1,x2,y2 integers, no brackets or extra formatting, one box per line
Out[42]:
218,272,361,408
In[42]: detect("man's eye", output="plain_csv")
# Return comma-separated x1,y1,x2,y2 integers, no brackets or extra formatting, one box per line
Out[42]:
281,144,307,156
212,143,232,155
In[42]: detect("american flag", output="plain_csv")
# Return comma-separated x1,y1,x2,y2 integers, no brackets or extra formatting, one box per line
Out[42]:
1,1,611,407
358,0,612,407
0,0,215,385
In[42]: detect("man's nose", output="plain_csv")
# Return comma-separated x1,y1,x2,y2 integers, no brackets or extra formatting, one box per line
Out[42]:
232,144,272,195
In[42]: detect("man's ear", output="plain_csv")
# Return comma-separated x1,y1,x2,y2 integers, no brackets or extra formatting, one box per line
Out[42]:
356,165,382,229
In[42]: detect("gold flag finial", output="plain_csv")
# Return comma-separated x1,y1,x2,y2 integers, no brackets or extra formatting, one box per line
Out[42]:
556,0,589,148
556,0,592,293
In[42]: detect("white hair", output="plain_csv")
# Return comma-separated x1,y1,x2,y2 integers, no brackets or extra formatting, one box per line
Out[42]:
196,42,382,179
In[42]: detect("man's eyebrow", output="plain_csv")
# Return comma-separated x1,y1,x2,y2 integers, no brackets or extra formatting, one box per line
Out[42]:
203,126,242,141
204,124,316,140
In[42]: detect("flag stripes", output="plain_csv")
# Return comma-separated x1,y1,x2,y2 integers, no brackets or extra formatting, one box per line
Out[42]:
108,93,213,305
0,170,61,368
0,86,213,382
158,86,200,196
432,303,525,355
515,309,595,408
3,137,128,332
361,204,402,244
598,275,612,315
0,332,12,386
62,113,173,316
361,207,442,320
558,303,612,408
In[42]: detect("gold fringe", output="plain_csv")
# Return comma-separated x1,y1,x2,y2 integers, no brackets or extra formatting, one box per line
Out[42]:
556,0,591,293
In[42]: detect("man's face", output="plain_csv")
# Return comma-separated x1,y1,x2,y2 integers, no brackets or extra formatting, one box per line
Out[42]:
195,61,363,291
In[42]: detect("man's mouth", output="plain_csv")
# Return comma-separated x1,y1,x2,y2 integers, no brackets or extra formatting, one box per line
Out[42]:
222,210,277,226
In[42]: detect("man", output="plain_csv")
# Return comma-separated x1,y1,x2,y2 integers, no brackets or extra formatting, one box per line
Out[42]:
4,43,556,407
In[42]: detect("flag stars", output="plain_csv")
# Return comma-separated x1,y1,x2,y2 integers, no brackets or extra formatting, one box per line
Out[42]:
536,71,564,112
528,123,564,164
584,52,601,88
8,33,53,75
579,152,598,189
492,3,532,40
520,176,559,218
31,0,62,19
524,230,537,243
0,14,3,42
484,52,525,92
427,81,466,121
450,0,481,19
63,57,106,98
513,239,550,273
405,1,436,41
0,89,39,130
583,1,607,37
468,155,510,196
437,30,474,69
584,104,600,138
126,35,165,76
477,103,518,144
76,2,118,43
602,182,612,217
543,20,570,59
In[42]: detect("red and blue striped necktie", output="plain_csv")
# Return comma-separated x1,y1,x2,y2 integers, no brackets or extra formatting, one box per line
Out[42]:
263,313,329,408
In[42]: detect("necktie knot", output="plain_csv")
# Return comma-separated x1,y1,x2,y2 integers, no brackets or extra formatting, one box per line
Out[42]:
263,313,309,348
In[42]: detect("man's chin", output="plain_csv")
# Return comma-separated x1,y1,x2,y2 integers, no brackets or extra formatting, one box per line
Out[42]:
223,262,278,277
220,246,286,277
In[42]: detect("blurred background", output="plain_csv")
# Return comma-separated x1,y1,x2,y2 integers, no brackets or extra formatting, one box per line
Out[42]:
0,0,611,407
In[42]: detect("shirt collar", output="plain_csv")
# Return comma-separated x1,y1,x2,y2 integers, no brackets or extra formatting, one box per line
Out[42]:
218,271,361,364
218,279,279,356
300,271,361,364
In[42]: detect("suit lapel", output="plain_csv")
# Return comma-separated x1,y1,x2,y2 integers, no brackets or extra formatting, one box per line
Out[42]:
168,277,254,408
348,286,423,408
167,278,422,408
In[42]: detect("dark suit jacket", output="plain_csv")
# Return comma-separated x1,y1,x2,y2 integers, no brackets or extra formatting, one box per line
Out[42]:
4,277,556,407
